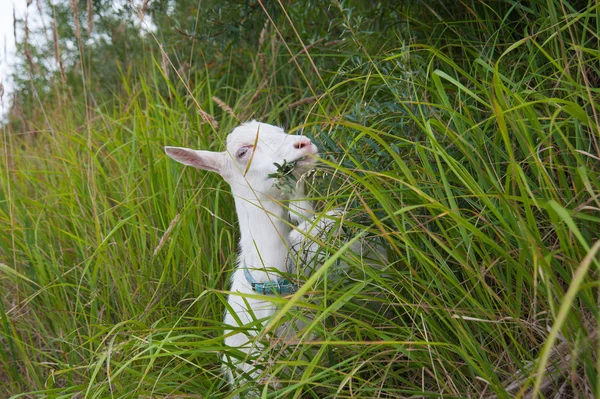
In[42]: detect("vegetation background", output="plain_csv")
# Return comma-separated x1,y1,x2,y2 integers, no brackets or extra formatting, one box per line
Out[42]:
1,0,599,397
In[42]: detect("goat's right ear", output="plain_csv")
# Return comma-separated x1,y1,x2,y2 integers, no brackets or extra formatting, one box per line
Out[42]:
164,146,225,173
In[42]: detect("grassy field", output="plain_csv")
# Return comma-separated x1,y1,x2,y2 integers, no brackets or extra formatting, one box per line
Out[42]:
1,1,599,397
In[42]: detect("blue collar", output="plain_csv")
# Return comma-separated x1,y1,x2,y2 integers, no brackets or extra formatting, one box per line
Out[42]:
243,264,298,295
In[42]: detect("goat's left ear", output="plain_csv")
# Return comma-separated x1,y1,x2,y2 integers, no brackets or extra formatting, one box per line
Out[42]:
164,146,225,173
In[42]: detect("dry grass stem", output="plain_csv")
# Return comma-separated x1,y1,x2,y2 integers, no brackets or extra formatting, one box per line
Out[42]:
198,108,219,130
52,15,66,83
161,49,169,78
138,0,150,22
70,0,81,43
153,214,181,257
259,52,267,76
288,96,317,108
86,0,93,35
324,39,344,47
288,38,323,64
23,15,35,76
258,18,269,48
212,96,239,120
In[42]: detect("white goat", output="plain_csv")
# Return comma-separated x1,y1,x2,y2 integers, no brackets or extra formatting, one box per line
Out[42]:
165,121,319,395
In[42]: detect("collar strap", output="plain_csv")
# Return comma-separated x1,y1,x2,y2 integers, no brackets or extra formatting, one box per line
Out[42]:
243,265,298,295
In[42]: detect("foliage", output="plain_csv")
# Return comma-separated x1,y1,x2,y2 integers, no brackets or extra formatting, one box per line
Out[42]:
268,159,299,193
1,0,599,398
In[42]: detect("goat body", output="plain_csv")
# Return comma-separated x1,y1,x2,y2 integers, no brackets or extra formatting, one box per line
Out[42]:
165,121,318,394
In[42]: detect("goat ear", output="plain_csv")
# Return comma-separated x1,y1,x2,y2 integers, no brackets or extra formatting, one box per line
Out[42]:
164,146,225,173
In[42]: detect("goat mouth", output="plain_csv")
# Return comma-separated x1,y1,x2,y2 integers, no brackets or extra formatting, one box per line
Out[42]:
294,154,317,165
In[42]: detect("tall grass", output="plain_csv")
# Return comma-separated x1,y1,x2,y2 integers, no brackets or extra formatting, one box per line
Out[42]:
1,1,599,398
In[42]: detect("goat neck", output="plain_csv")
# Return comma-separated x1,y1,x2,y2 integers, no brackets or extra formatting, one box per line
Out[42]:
233,188,291,283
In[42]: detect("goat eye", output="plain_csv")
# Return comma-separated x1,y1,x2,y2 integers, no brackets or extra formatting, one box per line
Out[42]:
236,146,250,159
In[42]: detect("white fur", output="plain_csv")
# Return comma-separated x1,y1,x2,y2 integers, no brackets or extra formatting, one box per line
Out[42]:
165,121,318,394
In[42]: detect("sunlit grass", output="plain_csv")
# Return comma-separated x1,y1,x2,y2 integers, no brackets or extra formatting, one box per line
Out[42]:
1,1,599,398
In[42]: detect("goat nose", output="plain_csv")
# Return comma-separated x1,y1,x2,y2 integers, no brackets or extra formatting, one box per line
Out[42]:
294,139,312,149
